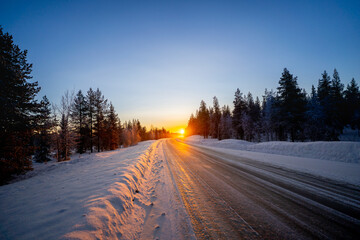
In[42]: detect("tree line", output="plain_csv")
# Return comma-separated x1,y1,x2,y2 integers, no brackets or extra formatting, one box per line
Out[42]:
186,68,360,142
0,27,170,184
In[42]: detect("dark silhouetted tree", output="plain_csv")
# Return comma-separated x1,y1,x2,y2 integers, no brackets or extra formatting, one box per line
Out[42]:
105,103,119,150
0,27,41,183
232,88,246,139
210,96,221,139
344,78,360,131
86,88,96,152
34,96,52,162
198,100,210,138
329,69,344,138
276,68,306,141
71,90,88,154
93,88,107,152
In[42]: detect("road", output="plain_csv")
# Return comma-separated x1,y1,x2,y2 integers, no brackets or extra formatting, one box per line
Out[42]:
161,138,360,239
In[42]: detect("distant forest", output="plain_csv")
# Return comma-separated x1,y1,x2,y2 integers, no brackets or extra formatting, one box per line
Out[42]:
0,27,170,184
186,68,360,142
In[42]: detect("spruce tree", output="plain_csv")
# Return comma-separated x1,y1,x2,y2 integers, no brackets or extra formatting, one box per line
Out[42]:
317,71,333,139
0,27,41,183
344,78,360,130
330,69,344,138
276,68,306,141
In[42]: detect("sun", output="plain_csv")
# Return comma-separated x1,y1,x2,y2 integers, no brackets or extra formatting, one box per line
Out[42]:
180,129,185,135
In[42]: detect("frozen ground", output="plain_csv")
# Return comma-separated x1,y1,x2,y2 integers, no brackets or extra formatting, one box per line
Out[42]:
0,140,194,240
184,136,360,185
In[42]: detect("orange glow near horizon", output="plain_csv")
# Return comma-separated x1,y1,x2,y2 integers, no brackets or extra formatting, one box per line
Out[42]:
168,125,187,134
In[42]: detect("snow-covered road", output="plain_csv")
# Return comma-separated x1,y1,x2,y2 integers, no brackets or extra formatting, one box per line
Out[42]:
163,139,360,239
1,138,359,239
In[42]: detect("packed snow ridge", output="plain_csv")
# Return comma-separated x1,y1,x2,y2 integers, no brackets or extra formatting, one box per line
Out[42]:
185,135,360,163
1,141,157,239
0,140,194,240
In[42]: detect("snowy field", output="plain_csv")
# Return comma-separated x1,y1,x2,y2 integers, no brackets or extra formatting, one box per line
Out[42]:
0,140,193,240
184,135,360,185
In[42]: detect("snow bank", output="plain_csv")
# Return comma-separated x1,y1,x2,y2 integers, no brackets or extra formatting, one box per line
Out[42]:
185,135,360,163
0,141,156,240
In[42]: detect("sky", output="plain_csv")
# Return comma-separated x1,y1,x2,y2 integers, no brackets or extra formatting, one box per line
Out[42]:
1,0,360,133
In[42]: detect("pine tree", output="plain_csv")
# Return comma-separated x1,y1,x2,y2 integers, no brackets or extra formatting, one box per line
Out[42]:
329,69,344,138
106,103,119,150
34,96,53,162
344,78,360,130
276,68,306,141
210,96,221,139
93,88,107,152
232,88,246,139
71,90,88,154
86,88,96,152
316,71,332,139
317,71,332,104
185,113,199,136
0,27,41,183
198,100,210,138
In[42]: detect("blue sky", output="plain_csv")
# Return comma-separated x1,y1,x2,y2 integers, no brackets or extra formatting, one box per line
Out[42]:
1,0,359,132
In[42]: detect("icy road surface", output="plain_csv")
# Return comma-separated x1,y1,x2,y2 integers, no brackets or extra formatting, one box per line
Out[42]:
163,139,360,239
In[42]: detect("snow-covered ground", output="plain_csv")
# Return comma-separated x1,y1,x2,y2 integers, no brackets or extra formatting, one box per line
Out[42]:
185,135,360,163
1,137,359,239
0,140,194,240
183,136,360,185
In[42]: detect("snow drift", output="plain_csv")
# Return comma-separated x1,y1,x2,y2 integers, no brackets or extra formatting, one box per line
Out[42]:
185,135,360,163
0,141,156,239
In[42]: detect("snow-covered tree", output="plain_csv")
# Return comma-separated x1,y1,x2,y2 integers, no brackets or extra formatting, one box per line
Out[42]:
219,105,232,139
